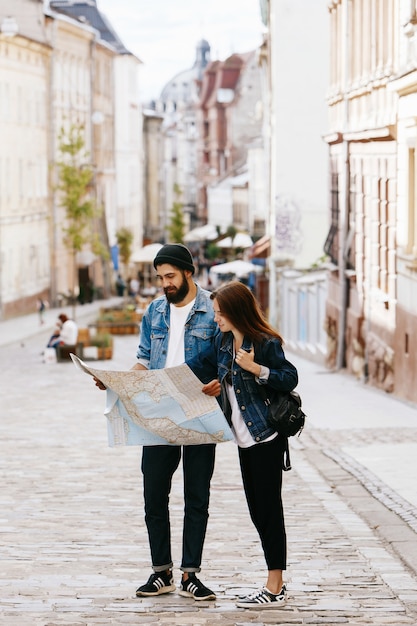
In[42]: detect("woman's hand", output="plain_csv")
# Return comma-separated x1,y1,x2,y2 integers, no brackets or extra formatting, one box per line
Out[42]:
201,379,221,397
235,347,261,377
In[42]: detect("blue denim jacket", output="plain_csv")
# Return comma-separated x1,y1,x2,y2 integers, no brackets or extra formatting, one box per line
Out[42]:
187,332,298,442
136,283,218,369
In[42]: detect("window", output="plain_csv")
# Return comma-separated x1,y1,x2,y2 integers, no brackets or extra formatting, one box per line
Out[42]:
362,159,393,297
408,148,417,256
378,177,389,292
324,169,339,265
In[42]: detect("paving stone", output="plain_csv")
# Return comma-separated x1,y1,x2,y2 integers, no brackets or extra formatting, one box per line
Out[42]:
1,323,417,625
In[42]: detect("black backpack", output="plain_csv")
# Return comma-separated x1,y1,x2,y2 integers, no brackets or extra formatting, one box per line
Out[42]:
259,387,306,471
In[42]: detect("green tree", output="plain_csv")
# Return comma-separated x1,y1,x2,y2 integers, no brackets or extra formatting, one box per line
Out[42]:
167,183,185,243
56,123,102,317
116,227,134,278
225,224,238,245
224,224,239,260
116,227,134,299
206,242,220,260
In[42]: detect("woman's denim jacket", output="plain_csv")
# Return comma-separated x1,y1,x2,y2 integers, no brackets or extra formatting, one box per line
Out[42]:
187,332,298,443
136,283,218,369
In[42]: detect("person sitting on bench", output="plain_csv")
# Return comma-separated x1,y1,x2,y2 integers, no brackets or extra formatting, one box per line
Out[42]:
47,313,78,349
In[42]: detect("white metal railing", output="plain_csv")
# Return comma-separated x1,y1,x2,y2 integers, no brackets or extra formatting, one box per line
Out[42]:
278,269,328,362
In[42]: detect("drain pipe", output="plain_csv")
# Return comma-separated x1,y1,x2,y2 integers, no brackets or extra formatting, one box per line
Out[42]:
336,0,351,370
267,0,278,328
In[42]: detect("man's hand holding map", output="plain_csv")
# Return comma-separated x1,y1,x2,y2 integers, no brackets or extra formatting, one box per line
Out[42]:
71,355,233,446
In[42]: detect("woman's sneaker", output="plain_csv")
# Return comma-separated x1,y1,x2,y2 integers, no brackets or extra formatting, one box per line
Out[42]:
179,573,216,600
236,584,287,609
136,571,175,596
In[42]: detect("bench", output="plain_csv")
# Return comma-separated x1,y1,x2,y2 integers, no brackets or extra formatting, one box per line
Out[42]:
56,342,84,362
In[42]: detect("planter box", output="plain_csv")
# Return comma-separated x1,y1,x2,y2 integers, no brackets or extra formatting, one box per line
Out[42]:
78,327,114,360
99,307,142,321
83,346,99,360
97,346,113,359
95,321,139,335
95,307,141,335
83,345,113,360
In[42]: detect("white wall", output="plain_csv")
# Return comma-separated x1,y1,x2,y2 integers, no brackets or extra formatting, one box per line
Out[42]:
0,34,50,312
270,0,329,268
247,144,268,231
207,181,233,231
114,55,143,250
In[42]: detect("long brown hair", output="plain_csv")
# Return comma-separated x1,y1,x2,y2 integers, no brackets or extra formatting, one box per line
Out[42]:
210,281,283,344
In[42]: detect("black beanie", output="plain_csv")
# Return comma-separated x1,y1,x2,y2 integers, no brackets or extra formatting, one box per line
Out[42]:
153,243,195,274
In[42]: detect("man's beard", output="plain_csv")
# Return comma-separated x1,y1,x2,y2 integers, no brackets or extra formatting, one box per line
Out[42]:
164,272,190,304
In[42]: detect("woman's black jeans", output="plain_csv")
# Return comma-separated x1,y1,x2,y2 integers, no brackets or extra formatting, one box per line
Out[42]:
141,443,216,573
238,435,287,570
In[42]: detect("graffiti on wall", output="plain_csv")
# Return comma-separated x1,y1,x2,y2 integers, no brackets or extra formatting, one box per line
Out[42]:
275,194,302,256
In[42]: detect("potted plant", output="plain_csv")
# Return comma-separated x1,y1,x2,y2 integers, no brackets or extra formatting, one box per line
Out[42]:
90,332,113,359
95,305,141,334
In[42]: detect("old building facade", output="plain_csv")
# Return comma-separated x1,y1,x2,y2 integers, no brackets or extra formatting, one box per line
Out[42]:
196,50,264,233
48,5,106,302
0,0,143,318
390,1,417,402
261,0,329,359
0,0,51,317
325,0,417,403
49,0,143,299
156,39,211,238
142,109,164,244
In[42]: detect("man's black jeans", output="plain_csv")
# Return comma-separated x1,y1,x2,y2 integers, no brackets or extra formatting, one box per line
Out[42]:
142,443,216,572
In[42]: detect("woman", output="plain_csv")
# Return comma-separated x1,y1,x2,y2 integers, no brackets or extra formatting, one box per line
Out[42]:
187,281,298,609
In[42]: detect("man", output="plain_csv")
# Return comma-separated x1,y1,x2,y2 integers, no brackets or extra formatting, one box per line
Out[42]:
133,244,218,601
47,313,78,349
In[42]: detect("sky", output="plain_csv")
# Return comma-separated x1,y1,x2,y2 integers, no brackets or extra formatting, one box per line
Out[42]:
97,0,265,101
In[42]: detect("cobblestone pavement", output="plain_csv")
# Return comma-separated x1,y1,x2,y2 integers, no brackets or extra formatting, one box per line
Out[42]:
1,314,417,625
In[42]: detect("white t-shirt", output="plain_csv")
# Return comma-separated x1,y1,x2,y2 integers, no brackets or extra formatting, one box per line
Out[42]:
226,381,278,448
226,347,277,448
165,299,195,368
60,319,78,344
226,381,255,447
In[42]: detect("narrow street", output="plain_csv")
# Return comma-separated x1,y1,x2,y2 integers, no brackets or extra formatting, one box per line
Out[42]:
0,307,417,625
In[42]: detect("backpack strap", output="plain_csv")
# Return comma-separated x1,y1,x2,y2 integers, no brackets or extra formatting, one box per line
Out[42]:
258,384,292,471
283,438,291,472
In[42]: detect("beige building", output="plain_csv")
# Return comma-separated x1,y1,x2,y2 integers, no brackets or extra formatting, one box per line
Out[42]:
142,110,164,244
389,1,417,402
325,0,417,403
49,0,143,299
325,0,397,389
0,1,51,318
157,40,211,237
113,52,144,267
0,0,143,318
197,50,264,231
46,7,106,302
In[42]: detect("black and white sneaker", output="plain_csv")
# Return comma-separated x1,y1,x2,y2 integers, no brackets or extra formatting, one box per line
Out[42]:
179,573,216,600
136,571,175,596
236,584,287,609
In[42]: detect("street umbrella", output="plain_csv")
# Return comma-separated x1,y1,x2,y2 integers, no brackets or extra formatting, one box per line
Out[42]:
217,233,253,249
131,243,163,263
209,260,263,278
